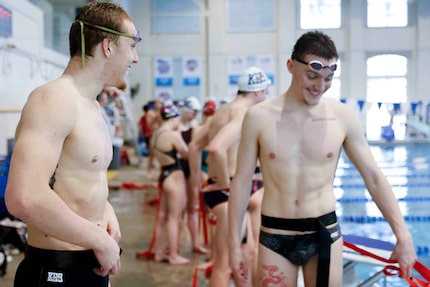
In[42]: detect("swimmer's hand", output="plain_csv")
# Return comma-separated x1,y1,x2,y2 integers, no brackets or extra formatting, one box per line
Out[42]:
93,233,121,276
230,248,250,286
105,202,121,243
390,235,417,279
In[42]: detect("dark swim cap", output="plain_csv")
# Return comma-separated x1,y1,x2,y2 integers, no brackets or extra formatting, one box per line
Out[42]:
160,105,180,120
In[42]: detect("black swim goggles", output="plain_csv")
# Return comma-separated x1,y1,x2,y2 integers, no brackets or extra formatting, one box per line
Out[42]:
292,55,337,72
75,20,142,66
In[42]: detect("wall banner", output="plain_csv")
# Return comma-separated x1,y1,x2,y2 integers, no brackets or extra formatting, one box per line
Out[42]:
227,55,246,85
154,57,173,86
182,56,201,86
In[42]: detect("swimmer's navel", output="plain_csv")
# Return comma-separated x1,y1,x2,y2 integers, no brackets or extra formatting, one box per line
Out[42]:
91,155,99,163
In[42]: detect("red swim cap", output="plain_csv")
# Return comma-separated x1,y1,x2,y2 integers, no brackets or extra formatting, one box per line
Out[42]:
203,100,216,116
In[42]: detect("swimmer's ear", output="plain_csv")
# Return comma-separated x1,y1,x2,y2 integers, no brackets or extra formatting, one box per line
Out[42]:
102,38,111,57
286,58,294,73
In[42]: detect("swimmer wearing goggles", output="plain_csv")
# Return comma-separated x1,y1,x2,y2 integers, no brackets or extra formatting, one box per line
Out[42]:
75,20,142,67
292,55,337,73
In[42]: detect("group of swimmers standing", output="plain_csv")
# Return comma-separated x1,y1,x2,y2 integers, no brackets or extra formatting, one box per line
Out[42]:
4,1,416,286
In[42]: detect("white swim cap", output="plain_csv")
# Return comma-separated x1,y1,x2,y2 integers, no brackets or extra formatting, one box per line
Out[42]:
238,66,271,92
183,96,202,111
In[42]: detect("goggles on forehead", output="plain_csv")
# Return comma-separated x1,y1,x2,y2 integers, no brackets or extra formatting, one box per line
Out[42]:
292,55,337,72
75,20,142,66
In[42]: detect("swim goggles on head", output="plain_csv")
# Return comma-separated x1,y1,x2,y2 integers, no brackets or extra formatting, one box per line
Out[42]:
292,55,337,72
75,20,142,66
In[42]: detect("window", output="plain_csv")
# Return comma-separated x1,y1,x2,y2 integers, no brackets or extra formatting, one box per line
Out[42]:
367,0,407,28
367,54,407,104
151,0,201,34
366,54,408,139
300,0,341,29
227,0,275,32
0,4,12,38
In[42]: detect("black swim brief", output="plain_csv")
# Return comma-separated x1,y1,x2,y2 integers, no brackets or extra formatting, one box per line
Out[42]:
203,177,232,209
159,162,182,184
179,158,191,178
203,190,229,209
14,245,109,287
259,212,341,287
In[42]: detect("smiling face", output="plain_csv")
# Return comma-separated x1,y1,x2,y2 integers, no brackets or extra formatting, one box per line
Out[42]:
106,19,140,88
288,54,337,106
287,31,339,106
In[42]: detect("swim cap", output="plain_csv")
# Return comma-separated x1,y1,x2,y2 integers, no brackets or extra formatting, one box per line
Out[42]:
203,100,216,116
237,66,271,92
160,105,180,120
183,96,202,112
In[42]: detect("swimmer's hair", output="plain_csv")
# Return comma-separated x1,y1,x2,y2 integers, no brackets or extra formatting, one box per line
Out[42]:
291,30,339,61
69,2,133,58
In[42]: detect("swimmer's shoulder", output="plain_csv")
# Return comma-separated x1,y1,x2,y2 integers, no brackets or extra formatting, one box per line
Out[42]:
28,77,78,105
247,96,280,119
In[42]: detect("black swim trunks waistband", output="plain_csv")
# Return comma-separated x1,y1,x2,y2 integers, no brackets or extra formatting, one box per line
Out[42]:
24,245,100,269
261,211,337,232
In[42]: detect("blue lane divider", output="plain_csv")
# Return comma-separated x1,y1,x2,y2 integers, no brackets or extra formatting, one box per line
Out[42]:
416,246,430,256
336,174,430,179
334,182,430,189
338,164,430,169
338,163,430,170
340,215,430,223
338,196,430,203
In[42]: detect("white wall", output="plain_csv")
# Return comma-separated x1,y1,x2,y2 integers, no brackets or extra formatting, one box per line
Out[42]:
0,0,67,155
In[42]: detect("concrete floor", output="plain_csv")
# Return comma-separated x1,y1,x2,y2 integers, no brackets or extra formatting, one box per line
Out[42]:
0,152,214,287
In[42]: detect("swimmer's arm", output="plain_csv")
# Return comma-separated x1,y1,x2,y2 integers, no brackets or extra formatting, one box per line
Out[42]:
147,110,159,132
343,107,416,278
188,122,210,192
206,119,241,189
228,110,258,246
105,201,121,243
5,87,114,251
173,132,189,160
228,110,258,283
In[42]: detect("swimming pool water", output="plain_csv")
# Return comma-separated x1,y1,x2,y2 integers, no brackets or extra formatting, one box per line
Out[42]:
337,142,430,286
